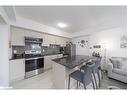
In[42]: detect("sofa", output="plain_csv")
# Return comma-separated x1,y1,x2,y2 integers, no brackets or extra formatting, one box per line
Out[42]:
107,57,127,83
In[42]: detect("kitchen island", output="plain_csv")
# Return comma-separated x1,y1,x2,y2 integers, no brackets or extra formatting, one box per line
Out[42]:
52,55,91,89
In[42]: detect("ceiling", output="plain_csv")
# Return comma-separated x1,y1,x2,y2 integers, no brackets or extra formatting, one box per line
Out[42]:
14,6,127,33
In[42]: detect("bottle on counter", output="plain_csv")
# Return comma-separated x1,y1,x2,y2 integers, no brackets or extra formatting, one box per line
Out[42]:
92,51,95,57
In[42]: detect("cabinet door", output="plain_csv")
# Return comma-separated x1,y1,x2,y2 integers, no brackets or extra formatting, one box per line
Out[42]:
48,35,56,44
44,56,52,70
54,36,61,45
44,54,63,71
25,30,42,38
41,33,45,46
44,55,59,70
43,34,56,46
63,38,70,46
9,59,25,82
43,34,50,46
11,27,25,46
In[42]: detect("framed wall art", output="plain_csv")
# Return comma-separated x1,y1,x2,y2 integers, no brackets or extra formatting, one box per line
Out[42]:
120,35,127,48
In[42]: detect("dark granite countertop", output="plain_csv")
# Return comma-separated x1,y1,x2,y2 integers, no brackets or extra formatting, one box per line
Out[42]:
10,53,63,60
10,58,25,60
52,55,91,69
43,53,62,56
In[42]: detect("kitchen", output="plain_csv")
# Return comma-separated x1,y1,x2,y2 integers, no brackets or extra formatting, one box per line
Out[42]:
1,0,127,95
9,25,92,89
9,26,71,85
1,6,127,90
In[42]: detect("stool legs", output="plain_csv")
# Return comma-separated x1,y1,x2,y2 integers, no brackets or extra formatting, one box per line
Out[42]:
68,76,70,89
99,67,103,79
97,72,101,88
92,79,95,89
101,70,103,79
77,80,78,89
83,84,86,89
93,73,98,89
68,75,87,89
79,69,83,87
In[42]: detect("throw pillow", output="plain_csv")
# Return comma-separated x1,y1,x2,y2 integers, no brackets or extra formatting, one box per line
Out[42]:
116,60,122,69
118,61,127,70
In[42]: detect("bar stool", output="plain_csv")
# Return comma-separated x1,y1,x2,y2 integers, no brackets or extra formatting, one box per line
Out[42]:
80,57,102,89
92,58,102,89
68,62,95,89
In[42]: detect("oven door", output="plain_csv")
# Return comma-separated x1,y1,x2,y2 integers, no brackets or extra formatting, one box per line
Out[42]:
25,57,44,78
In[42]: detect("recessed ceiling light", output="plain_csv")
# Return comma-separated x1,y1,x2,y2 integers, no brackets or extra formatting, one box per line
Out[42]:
57,22,67,28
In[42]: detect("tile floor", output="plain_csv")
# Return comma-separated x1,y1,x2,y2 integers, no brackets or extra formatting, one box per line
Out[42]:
10,69,127,89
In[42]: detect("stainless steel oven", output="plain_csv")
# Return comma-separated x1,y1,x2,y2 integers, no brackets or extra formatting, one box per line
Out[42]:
25,37,44,78
25,57,44,78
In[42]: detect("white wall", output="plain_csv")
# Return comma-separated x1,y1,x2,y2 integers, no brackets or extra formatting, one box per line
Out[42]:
0,7,10,24
71,36,90,55
0,23,9,87
89,26,127,58
0,7,10,87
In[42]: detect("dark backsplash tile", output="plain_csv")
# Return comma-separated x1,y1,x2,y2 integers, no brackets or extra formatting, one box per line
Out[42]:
12,45,25,54
42,45,60,55
12,45,60,56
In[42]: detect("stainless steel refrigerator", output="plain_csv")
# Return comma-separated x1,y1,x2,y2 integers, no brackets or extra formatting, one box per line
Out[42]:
66,42,76,56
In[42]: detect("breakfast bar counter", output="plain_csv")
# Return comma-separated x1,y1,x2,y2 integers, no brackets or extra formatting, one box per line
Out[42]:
52,55,90,69
52,55,92,89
